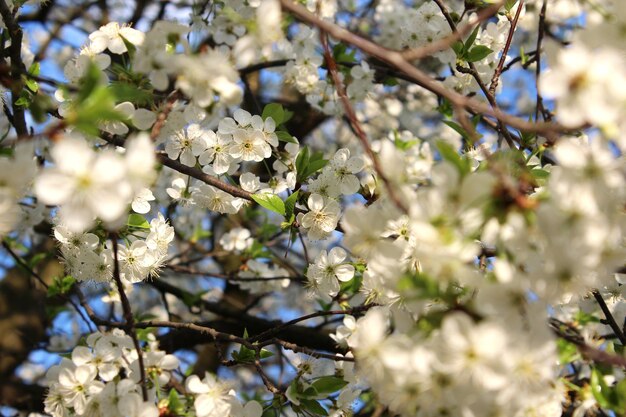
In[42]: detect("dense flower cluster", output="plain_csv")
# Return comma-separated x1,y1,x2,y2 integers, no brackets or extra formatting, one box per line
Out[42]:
3,0,626,416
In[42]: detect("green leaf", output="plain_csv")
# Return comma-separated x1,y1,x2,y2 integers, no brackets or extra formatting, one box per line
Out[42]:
466,45,493,62
442,120,470,139
262,103,285,125
28,62,40,76
284,191,300,221
505,0,518,11
47,275,76,298
283,109,294,124
464,26,481,53
591,368,611,409
311,376,348,395
27,253,48,269
76,62,104,104
304,158,329,179
382,76,398,86
23,76,38,93
296,146,310,183
332,43,356,63
232,348,255,363
299,399,328,416
14,95,30,107
260,348,274,359
451,41,464,58
556,338,580,365
127,213,150,229
530,168,550,179
276,130,298,144
109,81,153,107
251,193,286,216
436,140,470,176
167,389,185,415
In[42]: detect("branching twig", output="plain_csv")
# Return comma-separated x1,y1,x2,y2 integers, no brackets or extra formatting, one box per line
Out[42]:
279,0,565,138
150,90,181,141
320,32,408,213
401,1,504,61
489,1,524,97
1,240,94,332
100,134,254,201
592,290,626,346
249,304,376,343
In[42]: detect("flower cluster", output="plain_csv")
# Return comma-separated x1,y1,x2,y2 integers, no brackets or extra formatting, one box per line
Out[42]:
35,133,156,232
44,330,178,417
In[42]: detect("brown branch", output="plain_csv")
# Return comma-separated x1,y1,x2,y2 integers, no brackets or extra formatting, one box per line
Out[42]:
0,0,27,136
268,338,355,362
535,0,550,121
401,1,504,61
110,234,148,401
1,240,94,331
255,359,282,395
433,0,515,147
320,32,408,213
592,290,626,346
150,279,343,354
99,134,254,201
248,304,376,343
489,1,524,97
549,318,626,369
150,90,181,141
279,0,564,138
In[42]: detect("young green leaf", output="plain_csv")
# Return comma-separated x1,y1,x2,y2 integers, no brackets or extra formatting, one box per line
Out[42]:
466,45,493,62
464,25,481,53
262,103,285,125
127,213,150,229
251,193,286,216
299,399,328,416
276,130,298,143
311,376,348,395
284,190,300,221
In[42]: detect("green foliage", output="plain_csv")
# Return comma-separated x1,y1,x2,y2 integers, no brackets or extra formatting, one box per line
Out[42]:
435,140,471,176
295,146,329,184
63,62,129,136
452,26,494,63
465,45,494,62
262,103,296,143
505,0,518,12
231,330,274,364
251,193,286,216
166,389,187,416
332,43,357,63
47,275,76,297
311,376,349,394
127,213,151,229
556,338,580,365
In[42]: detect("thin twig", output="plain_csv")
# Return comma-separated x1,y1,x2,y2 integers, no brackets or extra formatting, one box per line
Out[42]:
279,0,566,138
535,0,550,121
319,32,408,213
592,290,626,346
489,1,524,97
150,90,181,141
1,240,95,332
0,0,27,136
433,0,516,147
267,338,355,362
249,304,375,343
110,234,148,401
100,134,254,201
402,1,504,61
